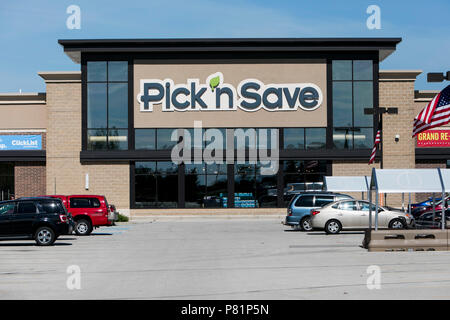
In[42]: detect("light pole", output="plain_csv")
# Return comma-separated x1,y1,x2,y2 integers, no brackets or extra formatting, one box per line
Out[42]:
364,107,398,230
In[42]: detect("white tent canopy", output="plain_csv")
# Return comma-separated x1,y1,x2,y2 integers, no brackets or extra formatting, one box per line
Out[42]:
439,169,450,192
369,168,447,230
370,169,443,194
324,176,369,192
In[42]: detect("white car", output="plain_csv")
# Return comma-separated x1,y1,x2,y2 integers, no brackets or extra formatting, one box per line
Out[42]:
310,200,413,234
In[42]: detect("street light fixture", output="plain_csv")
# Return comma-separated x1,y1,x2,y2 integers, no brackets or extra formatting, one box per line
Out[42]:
427,71,450,82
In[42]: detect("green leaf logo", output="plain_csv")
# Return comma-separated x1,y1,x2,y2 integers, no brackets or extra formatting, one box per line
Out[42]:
209,75,220,92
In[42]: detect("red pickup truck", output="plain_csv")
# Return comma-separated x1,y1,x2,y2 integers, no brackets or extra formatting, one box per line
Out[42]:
43,195,117,235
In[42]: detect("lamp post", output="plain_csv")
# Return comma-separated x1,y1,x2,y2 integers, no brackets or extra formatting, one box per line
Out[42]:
364,107,398,230
427,71,450,82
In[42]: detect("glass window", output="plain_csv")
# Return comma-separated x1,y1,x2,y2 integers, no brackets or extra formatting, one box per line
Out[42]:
333,82,352,127
332,60,374,150
90,198,101,208
353,82,373,127
108,83,128,128
87,83,107,129
0,203,15,215
284,128,304,149
333,128,353,149
315,196,334,207
255,164,277,208
184,128,205,149
354,128,373,149
108,129,128,150
87,129,108,150
332,60,352,80
156,161,178,174
17,202,37,214
135,162,156,174
305,128,326,150
134,161,178,208
339,201,358,211
353,60,373,80
87,61,107,82
295,195,314,207
38,201,61,214
234,128,257,150
157,129,178,150
70,198,91,208
359,201,376,211
108,61,128,82
135,129,156,150
86,61,128,151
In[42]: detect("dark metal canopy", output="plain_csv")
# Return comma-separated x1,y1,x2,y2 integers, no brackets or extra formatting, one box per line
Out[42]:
58,37,402,63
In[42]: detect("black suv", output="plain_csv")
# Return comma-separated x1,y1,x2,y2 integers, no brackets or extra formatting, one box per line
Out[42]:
0,197,73,246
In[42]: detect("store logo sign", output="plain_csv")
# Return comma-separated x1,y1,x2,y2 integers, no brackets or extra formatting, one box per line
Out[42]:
138,72,323,112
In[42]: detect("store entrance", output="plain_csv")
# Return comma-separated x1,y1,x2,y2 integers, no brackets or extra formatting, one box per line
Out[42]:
0,163,14,200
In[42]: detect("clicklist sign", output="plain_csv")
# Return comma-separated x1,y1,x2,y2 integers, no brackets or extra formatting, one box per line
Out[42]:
138,72,323,112
0,135,42,150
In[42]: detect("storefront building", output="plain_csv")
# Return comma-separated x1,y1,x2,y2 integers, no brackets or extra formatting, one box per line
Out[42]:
0,38,445,215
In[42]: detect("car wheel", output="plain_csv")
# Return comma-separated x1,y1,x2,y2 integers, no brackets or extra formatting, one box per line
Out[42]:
35,226,56,246
325,220,342,235
389,218,406,229
75,219,93,236
300,216,313,232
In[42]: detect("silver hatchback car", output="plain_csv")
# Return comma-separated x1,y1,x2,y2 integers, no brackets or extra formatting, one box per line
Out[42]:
310,199,413,234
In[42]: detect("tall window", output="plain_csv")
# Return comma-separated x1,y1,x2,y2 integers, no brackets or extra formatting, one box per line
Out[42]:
332,60,374,149
87,61,128,150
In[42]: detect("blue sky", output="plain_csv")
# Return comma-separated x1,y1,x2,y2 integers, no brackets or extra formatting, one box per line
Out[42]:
0,0,448,93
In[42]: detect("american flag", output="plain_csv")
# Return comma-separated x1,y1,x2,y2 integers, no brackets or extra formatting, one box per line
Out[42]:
413,85,450,137
368,130,381,165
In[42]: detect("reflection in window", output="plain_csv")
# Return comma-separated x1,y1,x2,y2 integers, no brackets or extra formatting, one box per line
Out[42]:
135,129,156,150
86,61,128,150
234,162,278,208
332,60,374,149
185,163,227,208
305,128,326,150
283,160,327,206
135,161,178,208
284,128,304,149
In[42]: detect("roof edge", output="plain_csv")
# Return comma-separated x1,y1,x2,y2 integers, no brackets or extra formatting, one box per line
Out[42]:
379,70,422,81
38,71,81,83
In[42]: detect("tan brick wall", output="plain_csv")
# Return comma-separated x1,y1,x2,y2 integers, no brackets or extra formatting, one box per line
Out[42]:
14,161,46,197
45,80,130,212
378,78,417,207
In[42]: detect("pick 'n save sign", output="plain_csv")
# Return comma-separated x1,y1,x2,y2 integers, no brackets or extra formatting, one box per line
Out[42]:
416,130,450,147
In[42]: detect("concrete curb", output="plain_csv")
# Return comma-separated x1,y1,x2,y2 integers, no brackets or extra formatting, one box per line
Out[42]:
126,214,285,223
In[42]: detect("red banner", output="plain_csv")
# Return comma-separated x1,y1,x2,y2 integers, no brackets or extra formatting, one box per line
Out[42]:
416,130,450,147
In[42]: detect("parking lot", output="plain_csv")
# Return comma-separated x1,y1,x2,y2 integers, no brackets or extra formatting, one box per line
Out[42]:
1,218,450,299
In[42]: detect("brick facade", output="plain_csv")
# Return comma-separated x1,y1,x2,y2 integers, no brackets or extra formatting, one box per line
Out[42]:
41,74,130,214
332,71,421,207
14,161,46,197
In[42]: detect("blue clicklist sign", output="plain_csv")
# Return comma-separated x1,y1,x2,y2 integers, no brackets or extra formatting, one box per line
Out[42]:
0,135,42,151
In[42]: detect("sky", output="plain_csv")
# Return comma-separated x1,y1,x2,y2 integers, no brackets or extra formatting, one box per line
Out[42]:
0,0,448,93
